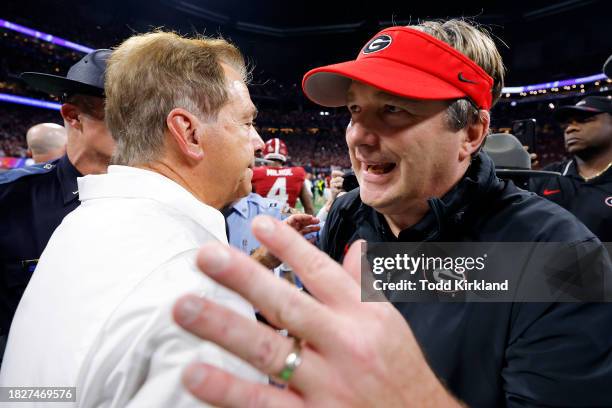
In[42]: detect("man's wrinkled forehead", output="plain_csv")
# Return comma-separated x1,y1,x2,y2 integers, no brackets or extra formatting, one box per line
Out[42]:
225,78,257,116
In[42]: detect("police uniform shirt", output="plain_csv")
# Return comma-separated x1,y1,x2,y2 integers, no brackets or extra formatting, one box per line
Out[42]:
225,192,284,255
0,154,81,338
531,159,612,242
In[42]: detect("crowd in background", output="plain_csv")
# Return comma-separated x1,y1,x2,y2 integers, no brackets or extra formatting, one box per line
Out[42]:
0,19,595,170
1,96,574,169
0,104,61,157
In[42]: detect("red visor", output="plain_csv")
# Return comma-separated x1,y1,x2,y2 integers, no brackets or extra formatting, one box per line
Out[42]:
302,27,494,110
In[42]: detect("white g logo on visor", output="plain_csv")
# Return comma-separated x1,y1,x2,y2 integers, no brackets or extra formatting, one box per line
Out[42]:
363,35,392,54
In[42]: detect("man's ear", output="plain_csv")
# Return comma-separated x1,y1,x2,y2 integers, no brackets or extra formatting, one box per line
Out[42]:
166,108,204,160
459,110,490,161
60,103,83,132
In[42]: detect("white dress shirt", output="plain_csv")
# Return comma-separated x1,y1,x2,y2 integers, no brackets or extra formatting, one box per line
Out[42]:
0,165,265,407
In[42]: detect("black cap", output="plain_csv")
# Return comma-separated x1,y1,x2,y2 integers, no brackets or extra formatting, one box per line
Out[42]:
20,49,111,98
604,54,612,79
552,96,612,122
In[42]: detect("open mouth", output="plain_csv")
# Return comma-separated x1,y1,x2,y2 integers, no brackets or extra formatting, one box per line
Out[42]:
365,163,396,175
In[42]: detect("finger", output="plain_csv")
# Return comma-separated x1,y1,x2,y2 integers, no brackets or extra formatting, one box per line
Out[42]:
296,220,321,230
287,214,318,223
183,362,304,408
299,225,320,235
194,243,340,347
286,215,319,229
252,216,360,306
342,240,364,284
173,295,327,392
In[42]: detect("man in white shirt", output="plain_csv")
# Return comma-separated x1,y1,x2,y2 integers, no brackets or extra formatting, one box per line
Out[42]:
0,31,266,407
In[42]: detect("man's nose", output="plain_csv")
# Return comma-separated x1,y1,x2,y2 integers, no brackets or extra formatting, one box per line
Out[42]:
565,121,580,135
251,128,265,152
346,120,378,147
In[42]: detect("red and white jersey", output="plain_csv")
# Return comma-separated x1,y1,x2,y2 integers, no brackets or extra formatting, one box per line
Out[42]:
252,166,306,208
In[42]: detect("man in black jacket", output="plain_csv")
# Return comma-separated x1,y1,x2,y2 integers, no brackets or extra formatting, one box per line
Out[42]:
303,20,612,407
530,96,612,241
172,20,612,408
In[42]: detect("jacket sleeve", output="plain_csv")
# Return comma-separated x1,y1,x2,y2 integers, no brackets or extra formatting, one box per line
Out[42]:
317,194,343,261
318,188,362,262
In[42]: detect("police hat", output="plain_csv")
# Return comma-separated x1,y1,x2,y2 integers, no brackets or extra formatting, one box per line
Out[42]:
552,96,612,122
20,49,111,98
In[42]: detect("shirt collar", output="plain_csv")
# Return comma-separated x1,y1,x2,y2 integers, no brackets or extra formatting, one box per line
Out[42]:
565,158,612,182
56,154,82,205
229,196,250,219
77,165,227,243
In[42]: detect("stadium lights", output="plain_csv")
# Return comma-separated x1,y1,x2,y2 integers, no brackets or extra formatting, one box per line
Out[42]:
0,93,61,110
2,17,608,98
503,72,607,95
0,18,94,54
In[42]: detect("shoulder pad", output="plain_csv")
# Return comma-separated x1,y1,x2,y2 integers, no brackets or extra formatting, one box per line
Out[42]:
0,162,56,185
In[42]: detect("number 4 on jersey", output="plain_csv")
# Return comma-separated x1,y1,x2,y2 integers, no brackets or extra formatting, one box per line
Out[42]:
267,177,288,204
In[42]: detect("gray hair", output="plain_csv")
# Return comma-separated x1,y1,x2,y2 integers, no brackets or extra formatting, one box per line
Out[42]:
408,19,506,131
105,31,247,166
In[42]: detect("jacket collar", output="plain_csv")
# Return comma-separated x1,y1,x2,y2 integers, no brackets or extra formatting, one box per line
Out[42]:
368,152,502,242
57,154,83,205
564,158,612,182
77,165,227,243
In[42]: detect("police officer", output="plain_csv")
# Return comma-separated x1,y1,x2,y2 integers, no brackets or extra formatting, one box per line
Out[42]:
225,191,285,255
0,49,115,359
531,96,612,241
227,142,320,292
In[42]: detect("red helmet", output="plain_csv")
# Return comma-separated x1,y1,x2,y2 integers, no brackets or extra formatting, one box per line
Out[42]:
263,138,288,162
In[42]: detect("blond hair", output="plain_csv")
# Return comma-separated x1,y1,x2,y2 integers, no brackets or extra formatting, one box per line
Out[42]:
408,19,506,130
105,31,247,166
